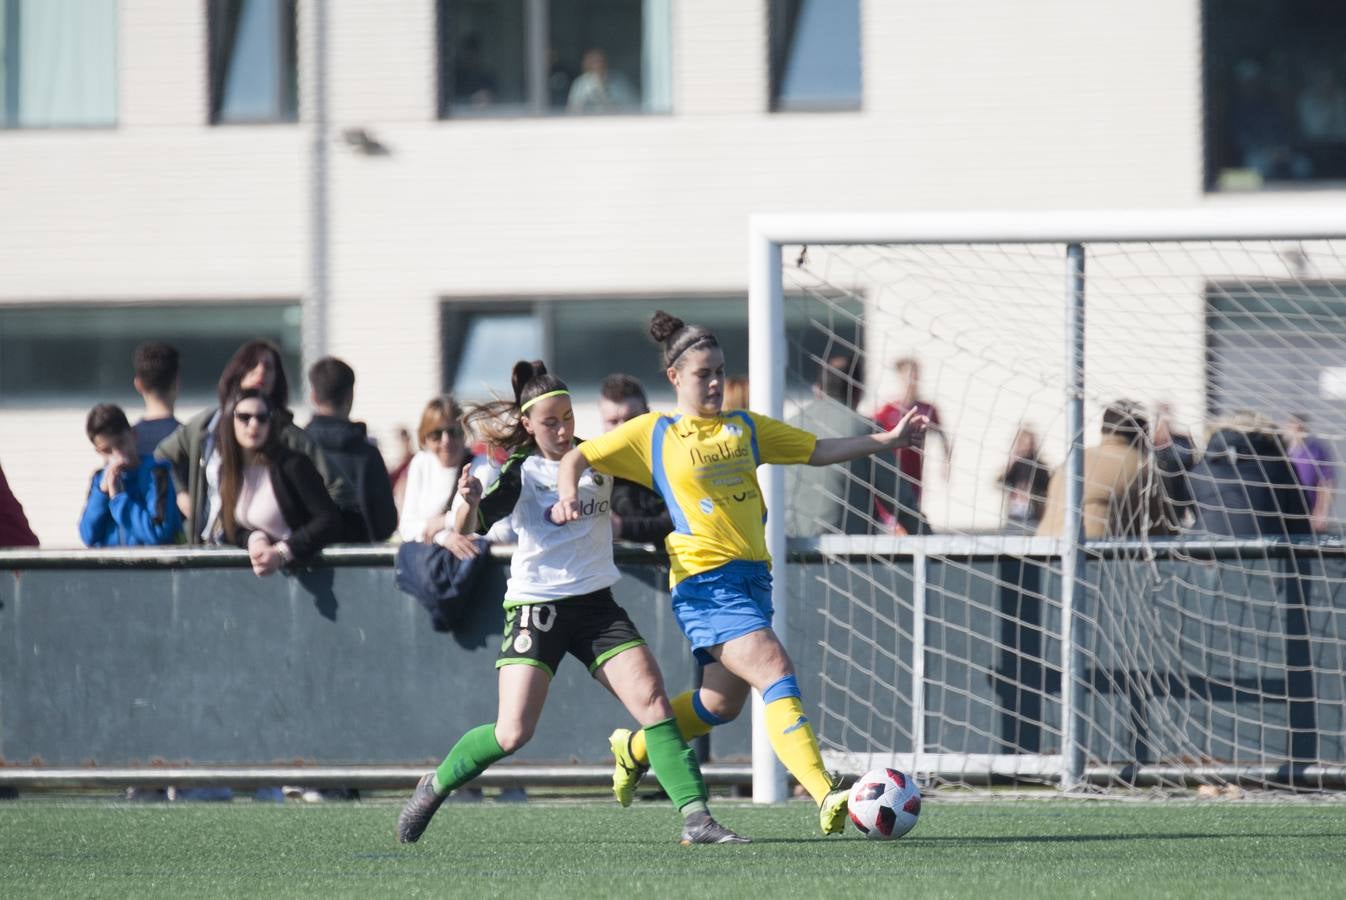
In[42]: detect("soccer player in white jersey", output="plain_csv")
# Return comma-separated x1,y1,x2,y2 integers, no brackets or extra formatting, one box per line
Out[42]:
553,311,926,835
397,360,747,846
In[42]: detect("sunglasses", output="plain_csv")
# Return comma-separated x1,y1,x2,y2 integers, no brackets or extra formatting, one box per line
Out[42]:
425,428,464,443
234,411,272,425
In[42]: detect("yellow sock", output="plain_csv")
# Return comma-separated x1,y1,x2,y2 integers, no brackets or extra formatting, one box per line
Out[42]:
765,696,832,804
631,691,715,766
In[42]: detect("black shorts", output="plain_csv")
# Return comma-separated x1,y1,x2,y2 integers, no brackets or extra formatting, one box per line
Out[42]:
495,587,646,677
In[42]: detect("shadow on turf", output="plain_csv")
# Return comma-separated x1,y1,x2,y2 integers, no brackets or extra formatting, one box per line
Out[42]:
906,832,1346,845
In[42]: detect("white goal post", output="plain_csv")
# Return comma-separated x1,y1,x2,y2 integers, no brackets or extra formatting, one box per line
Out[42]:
748,208,1346,801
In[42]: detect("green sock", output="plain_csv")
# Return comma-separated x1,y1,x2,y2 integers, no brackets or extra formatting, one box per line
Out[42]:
642,718,708,813
432,723,508,795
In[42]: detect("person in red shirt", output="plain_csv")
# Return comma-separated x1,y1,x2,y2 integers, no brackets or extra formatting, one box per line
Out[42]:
0,461,39,548
873,357,951,534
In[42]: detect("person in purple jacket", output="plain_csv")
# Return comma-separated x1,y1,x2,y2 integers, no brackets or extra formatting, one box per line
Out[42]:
79,403,182,547
1285,413,1336,533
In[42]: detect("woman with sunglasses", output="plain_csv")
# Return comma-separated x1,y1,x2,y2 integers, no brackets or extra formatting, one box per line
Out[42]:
398,396,490,545
156,339,355,545
217,389,342,576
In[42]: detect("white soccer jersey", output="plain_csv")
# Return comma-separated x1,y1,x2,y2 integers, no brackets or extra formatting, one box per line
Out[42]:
475,447,619,605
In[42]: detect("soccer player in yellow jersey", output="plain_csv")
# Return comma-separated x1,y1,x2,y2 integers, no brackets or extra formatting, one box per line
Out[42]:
553,311,927,835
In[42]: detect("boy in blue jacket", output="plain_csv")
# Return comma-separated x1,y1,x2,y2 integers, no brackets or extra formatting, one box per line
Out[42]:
79,403,183,547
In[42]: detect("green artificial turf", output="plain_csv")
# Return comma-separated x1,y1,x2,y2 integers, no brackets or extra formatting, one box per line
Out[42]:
3,794,1346,899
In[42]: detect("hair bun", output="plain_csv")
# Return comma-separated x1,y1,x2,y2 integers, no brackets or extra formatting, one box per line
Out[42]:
649,310,684,344
510,359,549,402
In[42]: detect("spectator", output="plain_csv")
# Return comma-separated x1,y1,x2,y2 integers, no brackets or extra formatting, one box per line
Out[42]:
79,404,182,547
874,357,950,535
1153,402,1198,529
130,342,181,460
1284,413,1335,533
218,389,342,575
786,356,896,536
1187,412,1310,540
1297,63,1346,142
399,396,491,543
566,48,636,113
1037,401,1166,539
453,34,498,107
0,460,39,548
996,425,1051,535
156,340,354,545
722,376,750,412
304,357,397,543
598,374,673,544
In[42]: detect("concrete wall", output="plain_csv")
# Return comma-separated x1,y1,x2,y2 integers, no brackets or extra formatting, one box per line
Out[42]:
3,548,1342,771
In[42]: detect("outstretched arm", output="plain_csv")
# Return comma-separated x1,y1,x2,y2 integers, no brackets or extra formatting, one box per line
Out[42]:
807,406,929,466
551,447,589,523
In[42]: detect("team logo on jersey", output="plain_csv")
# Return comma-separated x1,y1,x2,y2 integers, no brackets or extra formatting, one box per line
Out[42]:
514,632,533,654
723,423,742,437
591,473,605,486
699,498,714,515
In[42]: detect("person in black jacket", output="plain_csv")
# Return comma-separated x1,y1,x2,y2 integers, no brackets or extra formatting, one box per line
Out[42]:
304,357,398,543
218,389,343,576
597,374,673,544
1187,413,1311,540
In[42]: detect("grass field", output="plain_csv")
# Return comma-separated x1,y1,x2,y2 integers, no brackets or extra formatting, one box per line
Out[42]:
4,793,1346,898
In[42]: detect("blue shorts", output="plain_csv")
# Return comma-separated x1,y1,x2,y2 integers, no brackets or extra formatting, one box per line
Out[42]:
671,561,774,664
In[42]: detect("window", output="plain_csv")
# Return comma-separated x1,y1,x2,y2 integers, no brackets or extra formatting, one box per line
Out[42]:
438,0,672,117
0,302,302,405
441,306,545,399
1205,0,1346,189
208,0,298,124
769,0,861,112
0,0,117,128
441,296,861,405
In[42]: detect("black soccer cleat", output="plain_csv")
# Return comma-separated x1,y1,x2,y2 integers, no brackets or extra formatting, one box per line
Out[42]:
680,812,752,845
397,772,448,844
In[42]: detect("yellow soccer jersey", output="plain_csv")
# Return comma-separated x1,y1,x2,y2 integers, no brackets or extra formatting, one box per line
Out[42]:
579,410,816,586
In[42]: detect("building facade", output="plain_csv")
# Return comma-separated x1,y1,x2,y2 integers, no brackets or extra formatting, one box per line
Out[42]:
3,0,1345,545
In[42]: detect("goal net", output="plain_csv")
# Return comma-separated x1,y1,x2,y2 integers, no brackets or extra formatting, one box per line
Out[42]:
750,210,1346,795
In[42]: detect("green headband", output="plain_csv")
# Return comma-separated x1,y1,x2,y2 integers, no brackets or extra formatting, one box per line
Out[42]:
520,389,570,413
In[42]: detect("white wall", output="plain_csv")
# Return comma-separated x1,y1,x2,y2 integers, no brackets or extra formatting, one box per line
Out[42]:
1,0,1341,545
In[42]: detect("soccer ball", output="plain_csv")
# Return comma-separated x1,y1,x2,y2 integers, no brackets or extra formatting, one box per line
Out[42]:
847,768,921,840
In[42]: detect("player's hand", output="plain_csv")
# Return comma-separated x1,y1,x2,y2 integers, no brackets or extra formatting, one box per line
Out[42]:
609,511,625,541
884,406,930,450
550,496,580,524
436,531,481,560
458,467,483,505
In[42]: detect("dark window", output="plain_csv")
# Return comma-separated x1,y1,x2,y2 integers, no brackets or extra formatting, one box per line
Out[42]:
441,296,861,404
1205,0,1346,189
208,0,298,124
438,0,671,118
0,302,302,405
0,0,117,128
769,0,861,112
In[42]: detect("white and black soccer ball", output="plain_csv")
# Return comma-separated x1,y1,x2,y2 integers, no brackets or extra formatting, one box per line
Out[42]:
847,768,921,840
